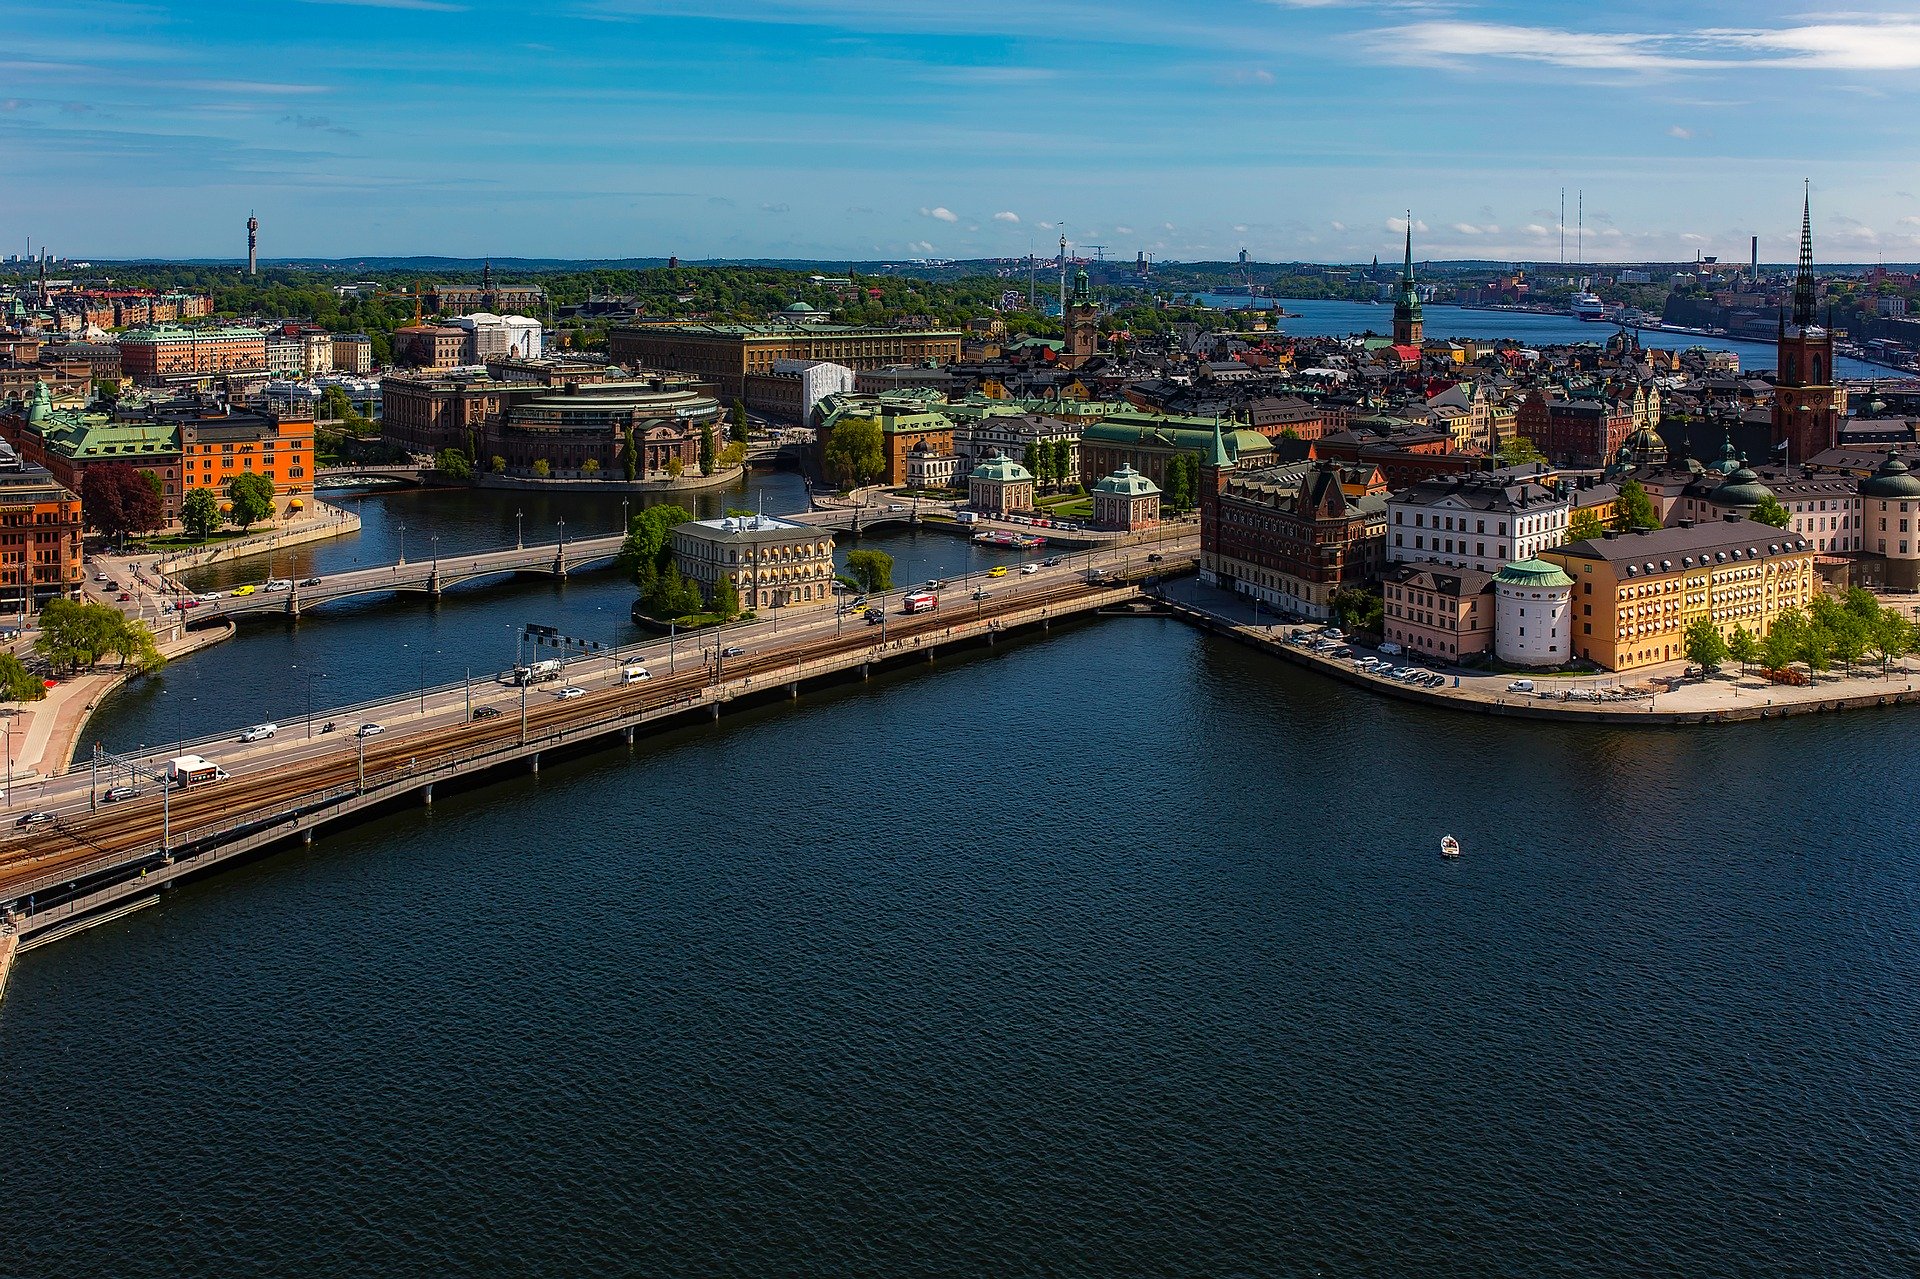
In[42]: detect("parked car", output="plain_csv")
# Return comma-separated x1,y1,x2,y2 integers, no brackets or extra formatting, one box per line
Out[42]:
103,786,142,803
356,722,384,738
471,706,503,720
239,723,277,742
15,810,55,827
554,686,585,700
1507,679,1534,693
1379,641,1404,656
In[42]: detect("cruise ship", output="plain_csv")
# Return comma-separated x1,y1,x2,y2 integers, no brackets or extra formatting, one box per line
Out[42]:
1570,292,1609,322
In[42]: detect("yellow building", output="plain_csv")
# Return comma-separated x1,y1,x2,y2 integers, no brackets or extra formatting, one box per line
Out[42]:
1541,516,1816,671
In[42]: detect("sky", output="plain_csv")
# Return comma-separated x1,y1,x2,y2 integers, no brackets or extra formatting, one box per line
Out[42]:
5,0,1920,265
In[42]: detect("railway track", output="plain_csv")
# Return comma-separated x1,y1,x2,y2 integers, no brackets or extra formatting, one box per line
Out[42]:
0,577,1112,904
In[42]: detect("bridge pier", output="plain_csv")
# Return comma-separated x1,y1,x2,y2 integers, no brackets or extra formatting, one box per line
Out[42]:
286,592,300,620
623,727,634,746
861,662,870,680
788,681,798,699
709,702,721,720
427,570,442,598
423,784,433,806
529,753,540,774
552,551,568,579
302,829,314,846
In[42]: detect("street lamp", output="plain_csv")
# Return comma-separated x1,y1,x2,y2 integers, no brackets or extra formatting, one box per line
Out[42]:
621,497,630,535
515,509,524,550
556,516,567,553
397,521,407,565
431,533,440,571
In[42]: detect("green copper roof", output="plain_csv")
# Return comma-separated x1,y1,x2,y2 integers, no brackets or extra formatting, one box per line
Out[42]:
1710,466,1774,508
1860,451,1920,499
1496,558,1574,589
1092,464,1160,497
970,450,1032,483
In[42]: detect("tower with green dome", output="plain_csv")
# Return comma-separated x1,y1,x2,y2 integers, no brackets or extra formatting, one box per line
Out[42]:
1392,215,1423,348
1064,264,1099,369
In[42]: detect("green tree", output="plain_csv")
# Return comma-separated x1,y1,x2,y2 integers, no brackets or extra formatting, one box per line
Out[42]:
0,651,45,703
616,503,693,581
1497,435,1547,466
714,573,741,621
1872,607,1914,673
1751,494,1793,528
731,398,750,442
1022,441,1042,488
181,487,222,541
491,455,507,475
1762,608,1805,674
1683,617,1729,673
846,549,894,593
532,458,551,478
822,416,885,488
1331,586,1384,634
1053,438,1073,489
623,426,638,482
34,599,159,673
226,472,276,531
434,447,474,481
700,421,717,476
320,385,353,422
1163,453,1197,512
92,377,122,402
1566,506,1607,543
1728,624,1758,674
465,428,479,464
582,458,601,477
1613,479,1658,532
667,455,684,478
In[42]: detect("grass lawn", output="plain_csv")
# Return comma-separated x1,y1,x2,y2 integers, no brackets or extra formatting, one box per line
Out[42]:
1038,498,1093,521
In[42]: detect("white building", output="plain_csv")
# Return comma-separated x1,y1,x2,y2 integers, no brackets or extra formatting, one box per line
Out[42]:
449,312,544,363
1493,558,1574,667
1387,468,1569,575
670,514,837,613
772,359,854,425
952,411,1082,484
264,334,304,378
301,330,333,377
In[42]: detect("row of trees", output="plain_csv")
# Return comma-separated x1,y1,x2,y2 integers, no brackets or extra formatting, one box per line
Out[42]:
34,599,164,675
179,473,276,539
1020,438,1075,492
82,464,281,543
1161,453,1202,513
1684,589,1915,678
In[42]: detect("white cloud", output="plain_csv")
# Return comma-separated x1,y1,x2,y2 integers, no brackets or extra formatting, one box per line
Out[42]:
920,206,958,223
1114,225,1135,235
1450,222,1481,235
1371,17,1920,73
1330,220,1347,232
909,240,936,253
993,210,1020,223
1668,124,1693,138
1387,216,1430,234
1521,223,1550,236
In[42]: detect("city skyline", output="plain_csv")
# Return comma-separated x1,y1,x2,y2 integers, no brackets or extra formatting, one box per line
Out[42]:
5,1,1920,263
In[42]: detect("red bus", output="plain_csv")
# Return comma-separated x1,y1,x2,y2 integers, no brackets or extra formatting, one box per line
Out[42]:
903,591,938,614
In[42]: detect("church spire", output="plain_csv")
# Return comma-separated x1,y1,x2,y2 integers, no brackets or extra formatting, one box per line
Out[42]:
1402,212,1414,288
1393,212,1423,346
1792,181,1816,329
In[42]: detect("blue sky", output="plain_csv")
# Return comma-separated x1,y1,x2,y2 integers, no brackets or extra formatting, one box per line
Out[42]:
5,0,1920,264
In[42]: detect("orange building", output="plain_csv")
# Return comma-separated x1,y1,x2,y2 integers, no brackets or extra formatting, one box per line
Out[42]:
0,437,83,612
119,326,269,386
160,399,316,519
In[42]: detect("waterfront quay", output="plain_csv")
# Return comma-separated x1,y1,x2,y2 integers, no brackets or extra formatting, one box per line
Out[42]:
0,543,1181,958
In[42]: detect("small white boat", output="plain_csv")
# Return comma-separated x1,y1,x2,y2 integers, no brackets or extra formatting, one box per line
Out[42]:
1439,835,1461,858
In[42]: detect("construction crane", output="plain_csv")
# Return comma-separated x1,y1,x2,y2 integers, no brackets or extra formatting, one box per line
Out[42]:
1084,245,1107,261
373,282,427,325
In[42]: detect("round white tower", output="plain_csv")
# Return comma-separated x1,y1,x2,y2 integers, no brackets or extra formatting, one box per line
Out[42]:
1494,558,1574,667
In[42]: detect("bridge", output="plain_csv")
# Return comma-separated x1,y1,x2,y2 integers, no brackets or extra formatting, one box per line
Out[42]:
316,463,434,486
0,542,1194,960
185,532,629,620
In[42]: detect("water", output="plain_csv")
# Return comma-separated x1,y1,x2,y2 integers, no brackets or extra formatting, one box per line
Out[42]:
83,479,1057,756
4,619,1918,1275
1192,294,1896,381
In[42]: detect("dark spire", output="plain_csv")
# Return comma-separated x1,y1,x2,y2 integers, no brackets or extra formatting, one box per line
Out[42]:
1402,212,1414,287
1792,181,1816,328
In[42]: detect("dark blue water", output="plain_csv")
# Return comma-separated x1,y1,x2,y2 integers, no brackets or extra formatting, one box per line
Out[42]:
1194,295,1895,381
5,619,1918,1275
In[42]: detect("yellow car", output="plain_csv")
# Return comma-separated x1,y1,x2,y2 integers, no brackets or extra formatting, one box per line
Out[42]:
988,566,1009,578
231,585,256,596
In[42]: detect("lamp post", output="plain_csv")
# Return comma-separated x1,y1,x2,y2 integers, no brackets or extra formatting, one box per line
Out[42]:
515,508,524,550
621,497,630,535
397,522,407,566
556,516,567,554
431,533,440,572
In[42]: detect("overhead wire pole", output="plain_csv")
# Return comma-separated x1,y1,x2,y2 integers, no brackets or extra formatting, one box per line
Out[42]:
90,744,172,856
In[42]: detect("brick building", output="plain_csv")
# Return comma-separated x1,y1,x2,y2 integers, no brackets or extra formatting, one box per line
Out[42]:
120,325,269,386
608,322,962,405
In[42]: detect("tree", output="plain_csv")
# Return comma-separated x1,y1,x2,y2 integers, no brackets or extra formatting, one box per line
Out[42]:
1497,435,1547,466
822,416,885,489
700,421,717,476
1613,479,1658,531
491,455,507,475
1762,609,1805,674
35,599,160,674
1872,608,1914,674
320,385,353,422
623,426,638,482
1751,495,1793,528
846,549,894,593
582,458,601,477
532,458,551,478
1566,507,1607,543
731,398,750,442
1053,438,1074,489
1728,624,1758,674
1022,441,1042,489
643,564,704,620
1163,453,1197,512
434,447,473,481
465,428,479,464
667,455,684,478
1331,586,1384,634
616,503,693,581
1683,617,1729,673
0,651,45,703
718,440,747,469
714,573,741,621
82,463,164,540
226,472,276,531
181,487,222,541
92,377,122,402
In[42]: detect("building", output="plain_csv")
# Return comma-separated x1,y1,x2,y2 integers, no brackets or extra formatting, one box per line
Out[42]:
1386,469,1568,574
119,325,269,386
1201,437,1388,621
608,322,963,405
670,513,836,613
331,333,374,375
1382,563,1495,662
264,332,305,378
448,313,543,364
968,450,1034,516
1091,464,1161,532
1858,451,1920,591
0,381,186,518
38,341,121,382
902,439,960,489
380,371,505,457
424,265,545,316
391,325,470,371
1516,391,1635,467
1492,558,1574,667
741,358,853,425
1062,268,1099,369
1079,414,1273,493
161,397,316,520
1773,191,1840,465
1539,517,1816,671
1392,220,1423,349
0,436,83,612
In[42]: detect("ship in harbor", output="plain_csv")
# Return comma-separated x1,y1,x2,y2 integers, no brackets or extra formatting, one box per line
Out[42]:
1570,292,1609,322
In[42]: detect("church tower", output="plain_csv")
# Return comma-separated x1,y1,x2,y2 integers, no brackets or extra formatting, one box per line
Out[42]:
1772,186,1837,465
1392,216,1423,347
1063,266,1098,369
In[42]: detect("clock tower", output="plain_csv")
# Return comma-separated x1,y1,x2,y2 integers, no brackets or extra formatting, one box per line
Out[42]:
1772,186,1837,465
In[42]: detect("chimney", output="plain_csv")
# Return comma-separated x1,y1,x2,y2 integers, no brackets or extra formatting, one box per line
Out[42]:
1678,517,1694,529
1634,525,1652,535
1602,530,1618,540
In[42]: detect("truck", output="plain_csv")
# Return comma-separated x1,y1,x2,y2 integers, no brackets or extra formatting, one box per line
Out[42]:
903,591,938,615
505,659,565,686
167,754,227,789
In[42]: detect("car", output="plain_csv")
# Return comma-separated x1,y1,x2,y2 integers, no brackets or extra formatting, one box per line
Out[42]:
1020,563,1039,574
15,810,55,827
471,706,503,720
103,786,142,803
851,595,868,607
1425,674,1447,688
264,580,292,593
987,566,1009,578
239,723,278,742
356,722,385,738
197,592,221,603
301,576,323,587
922,579,944,591
231,585,255,597
972,588,992,600
1147,553,1164,563
93,572,109,582
117,592,133,602
175,598,199,610
1043,556,1062,567
1507,679,1535,693
721,645,746,658
103,580,120,592
865,610,885,626
554,686,586,700
1378,641,1404,656
890,504,907,512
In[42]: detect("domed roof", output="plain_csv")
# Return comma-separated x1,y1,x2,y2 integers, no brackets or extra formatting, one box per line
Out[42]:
1704,433,1742,477
1860,450,1920,499
782,301,817,314
1710,466,1774,508
969,449,1032,483
1495,558,1574,589
1092,464,1159,498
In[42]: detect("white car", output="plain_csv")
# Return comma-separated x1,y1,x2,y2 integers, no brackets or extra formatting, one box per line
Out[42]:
356,722,384,738
1020,563,1039,574
239,723,277,742
554,686,585,700
197,592,221,603
264,579,293,593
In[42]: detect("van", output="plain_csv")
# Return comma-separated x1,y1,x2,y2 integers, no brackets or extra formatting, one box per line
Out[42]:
1507,679,1534,693
621,665,652,684
1379,641,1403,656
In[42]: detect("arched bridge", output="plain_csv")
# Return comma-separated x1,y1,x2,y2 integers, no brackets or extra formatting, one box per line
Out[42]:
316,463,434,486
185,532,628,621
